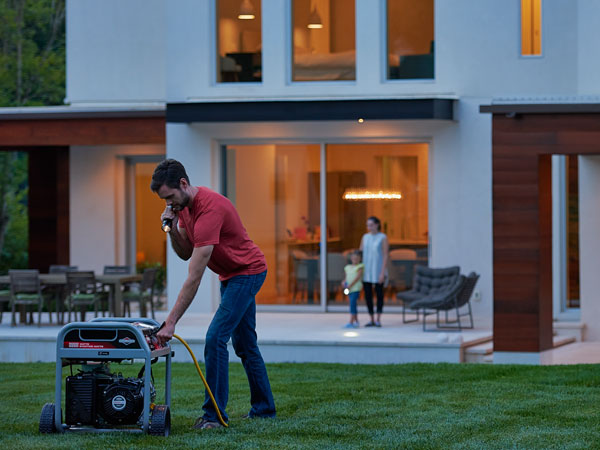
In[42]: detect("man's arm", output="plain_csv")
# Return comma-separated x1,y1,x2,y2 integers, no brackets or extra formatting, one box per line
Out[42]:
156,245,213,345
169,226,194,261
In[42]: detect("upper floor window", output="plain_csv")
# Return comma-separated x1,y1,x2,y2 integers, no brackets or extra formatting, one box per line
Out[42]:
217,0,262,83
521,0,541,56
386,0,434,80
291,0,356,82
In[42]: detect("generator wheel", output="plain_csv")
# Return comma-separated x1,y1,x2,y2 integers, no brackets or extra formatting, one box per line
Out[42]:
39,403,58,434
148,404,170,436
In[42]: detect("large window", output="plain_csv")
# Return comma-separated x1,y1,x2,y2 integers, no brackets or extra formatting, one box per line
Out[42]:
521,0,542,56
223,143,429,308
217,0,262,82
386,0,434,80
292,0,356,81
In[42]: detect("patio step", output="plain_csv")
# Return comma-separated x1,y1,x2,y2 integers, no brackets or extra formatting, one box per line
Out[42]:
553,335,577,348
465,335,577,364
463,341,494,364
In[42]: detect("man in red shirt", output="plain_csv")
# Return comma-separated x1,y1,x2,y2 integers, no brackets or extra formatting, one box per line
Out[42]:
151,159,275,429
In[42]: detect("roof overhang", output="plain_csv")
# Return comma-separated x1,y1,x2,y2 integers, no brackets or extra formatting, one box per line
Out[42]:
480,97,600,115
0,104,165,120
167,99,455,123
0,105,166,146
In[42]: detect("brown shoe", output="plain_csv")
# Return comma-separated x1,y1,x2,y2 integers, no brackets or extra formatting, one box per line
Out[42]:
193,417,224,430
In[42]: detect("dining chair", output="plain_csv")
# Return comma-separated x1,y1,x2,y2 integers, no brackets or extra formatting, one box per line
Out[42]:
122,268,157,319
291,250,309,303
0,283,9,324
48,265,78,323
65,271,101,322
9,269,47,327
98,265,133,316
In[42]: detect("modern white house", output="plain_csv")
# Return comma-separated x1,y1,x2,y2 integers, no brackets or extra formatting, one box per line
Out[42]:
5,0,600,363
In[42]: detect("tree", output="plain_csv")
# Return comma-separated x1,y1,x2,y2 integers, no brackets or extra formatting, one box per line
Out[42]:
0,0,66,106
0,0,65,273
0,152,28,273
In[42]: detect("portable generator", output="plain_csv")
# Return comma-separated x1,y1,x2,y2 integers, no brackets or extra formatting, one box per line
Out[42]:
39,318,173,436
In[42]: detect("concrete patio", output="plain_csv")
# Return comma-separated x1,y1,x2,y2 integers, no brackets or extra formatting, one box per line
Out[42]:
1,310,596,365
0,310,493,364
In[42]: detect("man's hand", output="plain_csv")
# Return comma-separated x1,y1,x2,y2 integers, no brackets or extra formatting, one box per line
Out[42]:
161,205,178,230
156,321,175,347
378,273,385,284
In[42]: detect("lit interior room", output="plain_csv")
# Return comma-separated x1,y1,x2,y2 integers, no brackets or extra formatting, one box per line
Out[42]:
217,0,263,82
292,0,356,81
223,143,428,306
386,0,434,80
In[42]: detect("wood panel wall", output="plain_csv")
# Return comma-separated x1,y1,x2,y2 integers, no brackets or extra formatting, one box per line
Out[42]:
28,147,69,272
492,113,600,352
0,117,165,146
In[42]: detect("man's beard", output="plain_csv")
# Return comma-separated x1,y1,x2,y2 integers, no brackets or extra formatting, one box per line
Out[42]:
171,190,190,212
179,191,191,209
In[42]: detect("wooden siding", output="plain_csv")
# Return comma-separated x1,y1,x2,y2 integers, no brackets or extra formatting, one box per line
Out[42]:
492,113,600,352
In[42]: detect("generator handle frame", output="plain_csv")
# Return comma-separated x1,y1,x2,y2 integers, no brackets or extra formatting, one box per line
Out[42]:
54,319,172,433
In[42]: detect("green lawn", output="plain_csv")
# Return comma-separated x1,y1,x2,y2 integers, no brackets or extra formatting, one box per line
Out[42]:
1,362,599,449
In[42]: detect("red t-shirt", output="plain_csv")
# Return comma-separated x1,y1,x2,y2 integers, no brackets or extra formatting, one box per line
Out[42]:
178,187,267,281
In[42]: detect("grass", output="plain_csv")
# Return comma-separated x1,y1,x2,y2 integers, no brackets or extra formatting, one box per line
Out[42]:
1,362,600,449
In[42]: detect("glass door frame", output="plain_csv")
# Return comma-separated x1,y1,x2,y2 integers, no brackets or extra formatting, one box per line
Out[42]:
217,137,430,312
552,155,580,321
122,155,166,270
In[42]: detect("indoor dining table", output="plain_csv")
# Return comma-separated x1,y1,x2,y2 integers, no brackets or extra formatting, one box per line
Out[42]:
0,272,143,323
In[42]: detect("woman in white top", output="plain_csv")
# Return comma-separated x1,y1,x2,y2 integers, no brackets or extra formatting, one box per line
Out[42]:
360,216,389,327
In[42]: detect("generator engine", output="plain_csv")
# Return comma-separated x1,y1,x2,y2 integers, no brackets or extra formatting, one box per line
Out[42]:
66,363,156,427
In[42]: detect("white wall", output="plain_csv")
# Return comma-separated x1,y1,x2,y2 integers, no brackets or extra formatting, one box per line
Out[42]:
429,98,493,327
577,0,600,95
65,0,586,103
66,0,166,104
167,109,494,326
166,0,579,102
578,156,600,340
69,144,165,273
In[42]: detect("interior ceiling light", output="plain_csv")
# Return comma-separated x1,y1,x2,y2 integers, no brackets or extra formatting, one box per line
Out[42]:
343,189,403,201
307,7,323,29
238,0,255,20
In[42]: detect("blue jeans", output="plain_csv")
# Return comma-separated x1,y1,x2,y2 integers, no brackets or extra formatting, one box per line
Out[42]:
348,291,359,315
202,271,276,422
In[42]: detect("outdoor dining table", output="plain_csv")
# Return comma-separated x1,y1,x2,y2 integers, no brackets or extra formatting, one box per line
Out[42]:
0,272,143,322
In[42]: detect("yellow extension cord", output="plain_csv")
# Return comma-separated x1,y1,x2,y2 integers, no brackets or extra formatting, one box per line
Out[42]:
172,334,229,428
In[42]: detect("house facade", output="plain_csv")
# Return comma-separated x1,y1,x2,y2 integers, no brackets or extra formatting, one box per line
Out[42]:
26,0,600,360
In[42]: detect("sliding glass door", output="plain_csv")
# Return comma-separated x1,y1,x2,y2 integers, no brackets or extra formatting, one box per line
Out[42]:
222,142,429,308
